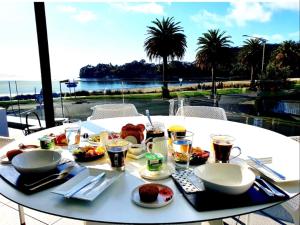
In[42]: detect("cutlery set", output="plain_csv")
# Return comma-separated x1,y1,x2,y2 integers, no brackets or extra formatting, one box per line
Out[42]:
25,166,75,191
247,156,286,197
25,166,106,196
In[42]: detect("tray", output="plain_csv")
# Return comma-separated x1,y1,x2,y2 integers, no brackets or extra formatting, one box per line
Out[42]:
52,168,123,201
0,160,85,194
171,169,289,211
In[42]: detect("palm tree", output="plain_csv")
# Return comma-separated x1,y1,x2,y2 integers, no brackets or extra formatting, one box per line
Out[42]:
196,29,232,96
239,39,262,87
273,40,300,71
144,17,187,98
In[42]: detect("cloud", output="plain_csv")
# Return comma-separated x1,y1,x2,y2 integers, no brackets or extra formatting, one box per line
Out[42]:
251,33,285,43
56,5,96,23
288,31,300,38
190,10,232,29
264,0,300,12
227,2,272,26
57,5,77,13
72,10,97,23
191,1,299,28
112,3,164,15
191,2,272,28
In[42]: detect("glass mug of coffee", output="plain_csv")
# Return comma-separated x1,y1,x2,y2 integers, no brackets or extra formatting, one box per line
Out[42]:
106,139,129,171
210,134,241,163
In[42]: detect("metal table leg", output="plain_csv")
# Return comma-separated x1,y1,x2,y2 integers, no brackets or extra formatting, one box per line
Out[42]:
18,205,26,225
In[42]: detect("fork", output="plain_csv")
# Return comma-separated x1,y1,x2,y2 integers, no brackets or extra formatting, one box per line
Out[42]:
25,166,74,187
28,169,73,191
254,180,274,197
256,176,285,197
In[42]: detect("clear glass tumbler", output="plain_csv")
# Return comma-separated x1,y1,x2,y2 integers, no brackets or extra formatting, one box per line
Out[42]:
63,119,81,151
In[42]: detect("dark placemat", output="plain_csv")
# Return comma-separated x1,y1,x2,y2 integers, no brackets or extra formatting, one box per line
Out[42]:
0,160,86,194
172,170,289,211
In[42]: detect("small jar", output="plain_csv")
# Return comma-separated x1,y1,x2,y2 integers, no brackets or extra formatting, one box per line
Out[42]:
39,135,55,149
146,152,163,171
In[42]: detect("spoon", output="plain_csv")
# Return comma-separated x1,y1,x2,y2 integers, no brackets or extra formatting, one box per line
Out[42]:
145,109,154,128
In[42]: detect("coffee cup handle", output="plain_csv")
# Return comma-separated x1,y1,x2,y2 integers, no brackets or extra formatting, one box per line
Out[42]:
230,146,241,160
146,142,153,153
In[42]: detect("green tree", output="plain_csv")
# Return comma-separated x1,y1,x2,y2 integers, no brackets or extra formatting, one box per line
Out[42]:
239,39,262,87
272,40,300,76
144,17,187,98
196,29,232,96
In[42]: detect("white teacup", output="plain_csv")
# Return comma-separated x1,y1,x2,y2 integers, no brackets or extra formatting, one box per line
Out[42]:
146,137,168,162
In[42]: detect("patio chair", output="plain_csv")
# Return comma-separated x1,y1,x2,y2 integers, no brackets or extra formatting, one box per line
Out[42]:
24,111,45,135
87,103,142,120
176,106,227,120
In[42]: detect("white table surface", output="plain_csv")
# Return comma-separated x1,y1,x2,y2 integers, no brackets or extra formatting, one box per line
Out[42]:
0,116,299,224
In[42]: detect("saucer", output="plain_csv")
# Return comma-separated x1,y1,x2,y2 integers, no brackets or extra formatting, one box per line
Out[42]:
139,165,171,180
127,150,146,160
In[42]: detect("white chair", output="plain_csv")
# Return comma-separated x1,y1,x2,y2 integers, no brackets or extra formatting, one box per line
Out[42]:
176,106,227,120
87,103,142,120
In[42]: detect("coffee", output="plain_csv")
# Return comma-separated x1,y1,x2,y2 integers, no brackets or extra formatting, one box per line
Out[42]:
146,129,165,140
211,135,241,163
107,147,128,170
213,142,233,163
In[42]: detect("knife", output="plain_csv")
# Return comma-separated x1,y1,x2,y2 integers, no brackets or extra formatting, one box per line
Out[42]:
248,156,286,180
64,172,105,198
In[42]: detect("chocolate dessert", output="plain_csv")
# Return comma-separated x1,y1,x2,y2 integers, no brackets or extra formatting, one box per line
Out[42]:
139,184,159,202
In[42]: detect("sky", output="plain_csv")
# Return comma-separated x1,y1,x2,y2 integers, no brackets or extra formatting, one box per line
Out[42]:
0,1,299,81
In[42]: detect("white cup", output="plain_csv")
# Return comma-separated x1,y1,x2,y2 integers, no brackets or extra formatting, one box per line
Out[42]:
146,137,168,162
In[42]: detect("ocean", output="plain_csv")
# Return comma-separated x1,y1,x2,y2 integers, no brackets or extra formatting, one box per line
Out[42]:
0,80,191,96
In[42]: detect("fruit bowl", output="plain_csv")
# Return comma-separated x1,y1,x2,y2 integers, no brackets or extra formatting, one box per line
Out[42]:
72,146,105,162
190,147,210,165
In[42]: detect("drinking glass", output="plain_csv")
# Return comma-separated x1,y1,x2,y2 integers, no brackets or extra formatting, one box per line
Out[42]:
170,131,194,170
63,119,81,151
106,139,129,171
210,134,241,163
168,98,189,116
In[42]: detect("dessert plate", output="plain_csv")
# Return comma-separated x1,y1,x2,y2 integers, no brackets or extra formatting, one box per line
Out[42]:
131,184,173,208
139,165,171,180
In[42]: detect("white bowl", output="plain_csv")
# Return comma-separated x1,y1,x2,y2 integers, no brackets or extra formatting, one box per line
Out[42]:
194,163,255,195
128,144,145,155
12,150,61,174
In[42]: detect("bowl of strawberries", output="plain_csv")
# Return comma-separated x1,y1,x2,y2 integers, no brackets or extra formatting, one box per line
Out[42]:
189,147,210,165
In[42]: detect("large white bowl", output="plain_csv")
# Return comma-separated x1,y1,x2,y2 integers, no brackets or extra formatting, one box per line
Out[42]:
194,163,255,195
12,150,61,174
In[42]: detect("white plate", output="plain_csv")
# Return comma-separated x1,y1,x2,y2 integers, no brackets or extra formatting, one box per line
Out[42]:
139,165,171,180
52,168,122,201
131,184,173,208
127,151,146,160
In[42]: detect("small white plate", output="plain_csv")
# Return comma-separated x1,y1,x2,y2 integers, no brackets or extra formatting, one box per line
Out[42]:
131,184,173,208
139,165,171,180
52,168,122,201
127,151,146,160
